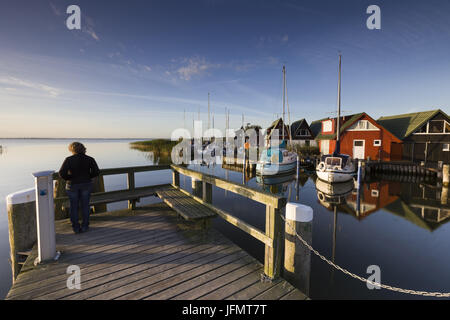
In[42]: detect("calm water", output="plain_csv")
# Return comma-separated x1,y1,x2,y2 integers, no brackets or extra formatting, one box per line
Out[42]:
0,139,449,299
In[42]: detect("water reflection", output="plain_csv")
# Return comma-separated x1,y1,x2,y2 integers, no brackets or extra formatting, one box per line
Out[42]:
314,178,450,230
133,147,450,299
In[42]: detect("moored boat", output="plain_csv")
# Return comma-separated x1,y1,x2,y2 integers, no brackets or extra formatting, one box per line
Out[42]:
316,154,355,183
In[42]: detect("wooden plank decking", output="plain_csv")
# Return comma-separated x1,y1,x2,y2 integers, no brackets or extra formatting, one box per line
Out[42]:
6,203,307,300
156,188,216,220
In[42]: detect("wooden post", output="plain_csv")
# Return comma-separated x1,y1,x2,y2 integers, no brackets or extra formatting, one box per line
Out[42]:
6,188,37,282
53,177,68,220
443,164,449,187
202,181,212,204
284,203,313,294
191,178,202,198
264,205,282,279
127,171,136,210
172,170,180,188
92,174,107,213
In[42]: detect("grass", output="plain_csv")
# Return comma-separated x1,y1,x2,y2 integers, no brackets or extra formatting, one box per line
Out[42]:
130,139,178,162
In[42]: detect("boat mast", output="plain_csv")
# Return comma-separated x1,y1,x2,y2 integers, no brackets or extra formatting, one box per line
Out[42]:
282,65,286,141
336,54,342,154
208,92,211,130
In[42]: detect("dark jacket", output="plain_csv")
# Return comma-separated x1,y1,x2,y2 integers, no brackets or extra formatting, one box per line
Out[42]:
59,153,100,186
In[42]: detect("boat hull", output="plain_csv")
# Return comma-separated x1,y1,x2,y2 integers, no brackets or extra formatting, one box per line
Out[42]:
316,170,354,183
256,161,297,176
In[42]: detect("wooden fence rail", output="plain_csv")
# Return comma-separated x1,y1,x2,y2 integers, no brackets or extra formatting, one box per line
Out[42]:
52,164,171,217
171,164,286,279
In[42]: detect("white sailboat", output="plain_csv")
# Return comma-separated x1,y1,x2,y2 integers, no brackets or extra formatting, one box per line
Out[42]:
316,54,356,183
256,65,297,176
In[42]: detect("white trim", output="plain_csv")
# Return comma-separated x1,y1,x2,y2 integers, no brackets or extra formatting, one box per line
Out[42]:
412,119,450,135
373,139,382,146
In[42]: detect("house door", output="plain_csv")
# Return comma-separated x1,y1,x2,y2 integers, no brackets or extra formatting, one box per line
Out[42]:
353,140,365,159
321,140,329,154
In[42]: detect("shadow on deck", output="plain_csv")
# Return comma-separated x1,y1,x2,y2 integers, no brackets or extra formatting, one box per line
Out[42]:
6,203,307,300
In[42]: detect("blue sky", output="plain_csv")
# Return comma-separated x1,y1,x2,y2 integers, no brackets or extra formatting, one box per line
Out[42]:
0,0,449,138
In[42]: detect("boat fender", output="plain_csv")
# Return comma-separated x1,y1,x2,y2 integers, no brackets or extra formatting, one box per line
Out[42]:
318,162,326,172
317,192,325,201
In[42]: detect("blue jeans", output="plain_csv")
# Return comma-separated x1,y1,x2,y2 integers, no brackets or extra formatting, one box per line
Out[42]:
66,182,93,229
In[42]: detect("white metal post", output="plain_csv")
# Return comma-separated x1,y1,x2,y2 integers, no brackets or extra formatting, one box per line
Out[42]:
32,170,57,263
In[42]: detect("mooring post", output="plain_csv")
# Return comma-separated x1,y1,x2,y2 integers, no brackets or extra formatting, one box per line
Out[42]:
443,164,449,187
6,188,37,282
284,203,313,295
32,171,57,263
264,205,282,279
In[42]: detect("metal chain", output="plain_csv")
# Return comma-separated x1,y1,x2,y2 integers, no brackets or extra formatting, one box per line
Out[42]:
281,214,450,298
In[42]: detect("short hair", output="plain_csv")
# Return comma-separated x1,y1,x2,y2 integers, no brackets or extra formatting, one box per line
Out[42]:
69,142,86,154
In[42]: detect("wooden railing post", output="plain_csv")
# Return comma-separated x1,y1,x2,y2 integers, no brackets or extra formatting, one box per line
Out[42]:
202,181,212,204
127,170,136,210
92,174,106,213
54,177,68,220
172,170,180,187
192,178,202,198
264,205,282,279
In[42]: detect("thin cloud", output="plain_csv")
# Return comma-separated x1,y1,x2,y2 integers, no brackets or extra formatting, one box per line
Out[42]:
49,2,62,16
0,76,62,97
176,56,220,81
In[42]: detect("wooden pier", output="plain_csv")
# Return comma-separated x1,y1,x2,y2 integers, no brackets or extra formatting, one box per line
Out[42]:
6,164,308,300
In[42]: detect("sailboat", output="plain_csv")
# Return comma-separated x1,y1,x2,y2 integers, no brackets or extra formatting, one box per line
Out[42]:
256,65,297,176
316,54,356,183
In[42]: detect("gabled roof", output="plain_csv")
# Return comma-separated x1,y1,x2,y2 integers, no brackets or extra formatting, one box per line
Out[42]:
314,113,364,140
290,118,310,137
377,109,448,140
266,118,290,139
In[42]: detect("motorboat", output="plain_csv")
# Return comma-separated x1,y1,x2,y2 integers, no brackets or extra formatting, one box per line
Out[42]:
316,154,355,183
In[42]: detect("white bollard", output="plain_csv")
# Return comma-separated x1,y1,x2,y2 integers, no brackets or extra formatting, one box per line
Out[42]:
32,170,57,263
286,202,313,222
284,202,313,296
443,164,449,187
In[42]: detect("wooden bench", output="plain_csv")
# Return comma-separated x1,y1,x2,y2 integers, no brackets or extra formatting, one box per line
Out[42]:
156,187,216,220
55,183,171,208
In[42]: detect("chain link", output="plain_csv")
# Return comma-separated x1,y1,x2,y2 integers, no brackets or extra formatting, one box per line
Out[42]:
281,214,450,298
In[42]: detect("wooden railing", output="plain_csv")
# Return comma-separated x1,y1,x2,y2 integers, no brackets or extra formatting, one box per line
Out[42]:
51,163,287,279
171,164,286,279
52,164,171,217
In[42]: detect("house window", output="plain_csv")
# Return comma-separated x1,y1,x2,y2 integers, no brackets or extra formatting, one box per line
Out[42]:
444,143,450,152
373,140,381,146
371,190,379,197
323,120,332,132
299,129,308,136
356,120,369,130
429,120,444,133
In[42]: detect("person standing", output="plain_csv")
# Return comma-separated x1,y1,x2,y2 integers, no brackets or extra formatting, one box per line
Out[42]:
59,142,100,233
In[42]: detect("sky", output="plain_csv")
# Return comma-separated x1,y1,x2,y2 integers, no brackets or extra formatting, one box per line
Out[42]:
0,0,449,138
